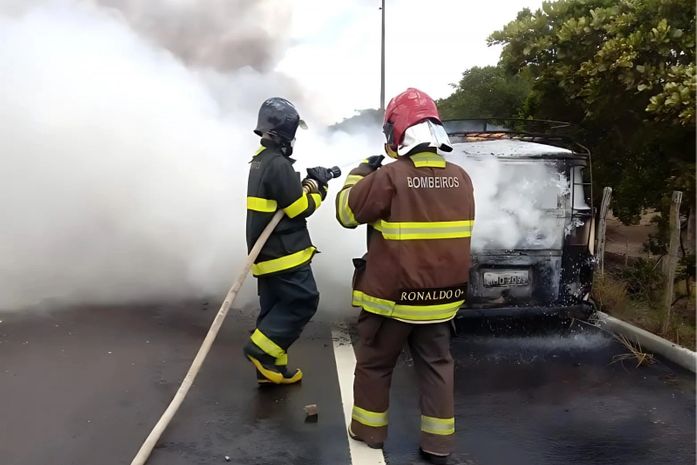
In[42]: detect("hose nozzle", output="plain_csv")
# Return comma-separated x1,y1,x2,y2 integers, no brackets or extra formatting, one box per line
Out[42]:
301,166,342,193
329,166,342,179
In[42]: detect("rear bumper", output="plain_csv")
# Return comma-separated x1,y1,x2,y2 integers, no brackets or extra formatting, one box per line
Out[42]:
456,303,594,320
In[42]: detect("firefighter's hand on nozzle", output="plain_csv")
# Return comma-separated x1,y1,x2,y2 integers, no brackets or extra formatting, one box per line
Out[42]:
303,166,340,198
306,166,335,187
363,155,385,171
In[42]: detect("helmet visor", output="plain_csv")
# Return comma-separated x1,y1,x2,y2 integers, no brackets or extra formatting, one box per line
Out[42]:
397,120,453,156
383,121,395,145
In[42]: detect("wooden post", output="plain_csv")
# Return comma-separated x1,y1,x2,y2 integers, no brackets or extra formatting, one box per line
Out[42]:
687,204,695,255
596,187,613,275
661,191,683,334
625,240,629,266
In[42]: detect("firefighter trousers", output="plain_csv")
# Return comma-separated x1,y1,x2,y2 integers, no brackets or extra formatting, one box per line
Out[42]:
249,264,319,366
351,311,455,455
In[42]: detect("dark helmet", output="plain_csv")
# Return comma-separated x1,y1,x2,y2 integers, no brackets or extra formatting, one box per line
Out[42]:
254,97,301,142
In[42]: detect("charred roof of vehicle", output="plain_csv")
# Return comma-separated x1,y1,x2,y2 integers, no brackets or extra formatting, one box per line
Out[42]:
450,138,573,159
443,119,589,160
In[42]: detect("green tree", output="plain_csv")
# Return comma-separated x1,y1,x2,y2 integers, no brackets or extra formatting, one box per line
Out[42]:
437,66,532,119
488,0,695,230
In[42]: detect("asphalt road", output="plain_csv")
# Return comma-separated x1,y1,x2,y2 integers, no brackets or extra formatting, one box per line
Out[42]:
0,302,694,465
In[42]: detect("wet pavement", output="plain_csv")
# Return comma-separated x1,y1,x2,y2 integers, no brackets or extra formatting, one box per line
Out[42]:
0,302,694,465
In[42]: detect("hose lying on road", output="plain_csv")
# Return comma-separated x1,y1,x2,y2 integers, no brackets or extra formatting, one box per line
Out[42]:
130,207,285,465
130,167,340,465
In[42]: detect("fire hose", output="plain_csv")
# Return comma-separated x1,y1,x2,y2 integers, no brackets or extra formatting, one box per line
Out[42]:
130,166,341,465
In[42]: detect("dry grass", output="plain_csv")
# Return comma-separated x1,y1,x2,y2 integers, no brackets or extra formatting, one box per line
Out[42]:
593,273,629,314
573,317,657,368
610,333,656,368
592,273,696,351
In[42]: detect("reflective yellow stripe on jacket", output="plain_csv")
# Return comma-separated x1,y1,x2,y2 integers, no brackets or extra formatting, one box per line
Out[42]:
251,246,317,276
336,170,368,228
372,220,474,240
284,191,324,218
410,152,446,168
337,188,358,228
336,174,364,228
310,193,322,210
247,196,278,212
352,290,463,321
344,174,364,187
248,193,321,217
283,195,309,218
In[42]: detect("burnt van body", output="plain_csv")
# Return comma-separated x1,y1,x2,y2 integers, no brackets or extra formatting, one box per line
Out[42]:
443,119,595,318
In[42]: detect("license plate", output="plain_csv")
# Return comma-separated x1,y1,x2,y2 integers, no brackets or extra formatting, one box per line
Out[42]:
483,270,530,287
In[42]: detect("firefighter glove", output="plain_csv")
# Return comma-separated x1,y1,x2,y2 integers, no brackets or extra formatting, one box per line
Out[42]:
306,166,334,187
363,155,385,171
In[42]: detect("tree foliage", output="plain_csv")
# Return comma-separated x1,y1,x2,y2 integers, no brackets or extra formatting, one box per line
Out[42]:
437,66,532,119
490,0,695,126
487,0,695,225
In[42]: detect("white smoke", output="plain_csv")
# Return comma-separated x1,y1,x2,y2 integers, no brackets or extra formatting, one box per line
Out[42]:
446,144,571,251
0,1,573,312
0,1,377,311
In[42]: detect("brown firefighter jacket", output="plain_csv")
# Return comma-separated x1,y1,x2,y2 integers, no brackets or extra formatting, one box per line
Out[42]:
335,151,475,322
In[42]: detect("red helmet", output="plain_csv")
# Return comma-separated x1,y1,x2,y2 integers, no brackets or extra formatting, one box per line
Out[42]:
383,88,442,150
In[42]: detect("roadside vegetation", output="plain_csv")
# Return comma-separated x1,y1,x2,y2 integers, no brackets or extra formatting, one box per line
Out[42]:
594,257,695,351
438,0,695,350
441,0,695,224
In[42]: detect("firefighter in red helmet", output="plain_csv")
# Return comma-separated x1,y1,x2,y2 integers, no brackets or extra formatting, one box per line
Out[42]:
335,88,475,464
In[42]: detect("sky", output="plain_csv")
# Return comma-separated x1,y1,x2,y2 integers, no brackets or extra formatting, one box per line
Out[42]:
278,0,544,123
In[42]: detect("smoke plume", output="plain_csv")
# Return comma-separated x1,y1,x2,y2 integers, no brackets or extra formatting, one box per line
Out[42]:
0,1,573,313
0,0,377,311
93,0,292,72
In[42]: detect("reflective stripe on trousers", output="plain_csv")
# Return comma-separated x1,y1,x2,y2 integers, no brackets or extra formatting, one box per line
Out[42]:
351,312,455,455
352,405,388,428
421,415,455,435
250,328,288,366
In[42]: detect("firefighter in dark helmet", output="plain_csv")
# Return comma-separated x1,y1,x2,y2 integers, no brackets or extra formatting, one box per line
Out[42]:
335,88,475,464
243,97,335,385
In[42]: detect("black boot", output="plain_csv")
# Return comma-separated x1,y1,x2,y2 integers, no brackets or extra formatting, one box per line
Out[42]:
419,447,449,464
348,425,384,449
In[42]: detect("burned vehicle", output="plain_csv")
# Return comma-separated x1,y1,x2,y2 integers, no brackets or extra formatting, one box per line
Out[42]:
443,119,595,318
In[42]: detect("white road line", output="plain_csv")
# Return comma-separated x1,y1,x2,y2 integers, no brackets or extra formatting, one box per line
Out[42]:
331,324,387,465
